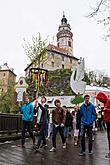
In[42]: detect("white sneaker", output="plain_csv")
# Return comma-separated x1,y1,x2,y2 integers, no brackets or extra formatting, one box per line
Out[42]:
62,143,66,149
49,147,56,152
74,142,78,146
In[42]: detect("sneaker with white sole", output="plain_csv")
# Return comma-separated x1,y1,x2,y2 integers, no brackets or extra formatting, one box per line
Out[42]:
79,151,86,156
88,151,93,155
49,147,56,152
105,153,110,158
62,143,66,149
40,144,47,148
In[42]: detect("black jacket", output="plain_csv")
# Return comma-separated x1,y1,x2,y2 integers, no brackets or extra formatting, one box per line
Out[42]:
65,112,73,127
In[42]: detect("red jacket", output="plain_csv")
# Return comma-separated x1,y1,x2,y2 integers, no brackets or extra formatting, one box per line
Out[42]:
96,92,110,123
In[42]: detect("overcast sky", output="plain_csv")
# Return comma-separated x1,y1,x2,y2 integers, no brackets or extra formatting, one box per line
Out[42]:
0,0,110,80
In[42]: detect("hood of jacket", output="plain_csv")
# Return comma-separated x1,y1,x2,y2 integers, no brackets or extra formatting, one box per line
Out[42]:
96,92,108,104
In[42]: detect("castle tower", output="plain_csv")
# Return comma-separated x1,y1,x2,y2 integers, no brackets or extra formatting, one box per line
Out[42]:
56,12,73,55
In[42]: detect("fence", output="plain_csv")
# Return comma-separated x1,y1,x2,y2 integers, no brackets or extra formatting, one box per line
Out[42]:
0,113,37,134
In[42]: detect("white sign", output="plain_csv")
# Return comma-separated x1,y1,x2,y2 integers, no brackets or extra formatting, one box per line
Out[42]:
16,77,28,101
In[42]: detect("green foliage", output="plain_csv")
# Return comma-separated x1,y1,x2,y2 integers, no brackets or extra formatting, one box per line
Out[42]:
47,69,74,96
71,95,84,105
83,70,105,86
83,72,91,85
23,33,48,66
0,84,18,113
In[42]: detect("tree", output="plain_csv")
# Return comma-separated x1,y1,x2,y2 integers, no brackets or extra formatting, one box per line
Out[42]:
83,72,91,85
83,69,106,86
23,33,48,96
0,83,18,113
88,0,110,39
23,33,48,67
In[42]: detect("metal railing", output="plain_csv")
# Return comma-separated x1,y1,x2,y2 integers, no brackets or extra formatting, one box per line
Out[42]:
0,113,37,134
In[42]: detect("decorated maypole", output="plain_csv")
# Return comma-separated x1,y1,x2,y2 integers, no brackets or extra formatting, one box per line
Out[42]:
29,67,48,96
23,33,48,98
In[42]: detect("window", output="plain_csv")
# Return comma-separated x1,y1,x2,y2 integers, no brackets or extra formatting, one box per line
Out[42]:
62,56,64,61
3,73,5,77
62,39,64,43
52,62,54,68
41,63,43,68
62,64,64,69
68,41,71,47
70,59,72,64
52,53,54,59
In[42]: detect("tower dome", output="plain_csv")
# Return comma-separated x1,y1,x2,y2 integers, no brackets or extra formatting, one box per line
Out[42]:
61,13,67,24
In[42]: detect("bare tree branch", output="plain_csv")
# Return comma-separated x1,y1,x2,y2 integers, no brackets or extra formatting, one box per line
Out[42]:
87,0,105,18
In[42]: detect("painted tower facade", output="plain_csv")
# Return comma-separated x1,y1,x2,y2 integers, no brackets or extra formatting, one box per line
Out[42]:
56,12,73,55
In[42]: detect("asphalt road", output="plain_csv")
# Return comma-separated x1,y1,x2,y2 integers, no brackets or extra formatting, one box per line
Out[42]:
0,131,109,165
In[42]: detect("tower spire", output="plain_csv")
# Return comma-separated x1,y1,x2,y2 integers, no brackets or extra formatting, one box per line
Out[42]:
63,11,65,17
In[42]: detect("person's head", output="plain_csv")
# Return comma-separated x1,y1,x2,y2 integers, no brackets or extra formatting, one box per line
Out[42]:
62,105,69,112
54,99,61,108
84,94,90,104
25,95,32,103
41,96,46,104
74,105,79,112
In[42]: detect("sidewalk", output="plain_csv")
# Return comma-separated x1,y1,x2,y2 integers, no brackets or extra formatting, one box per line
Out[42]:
0,131,109,165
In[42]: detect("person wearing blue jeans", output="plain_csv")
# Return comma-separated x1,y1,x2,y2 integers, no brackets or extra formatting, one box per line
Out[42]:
62,105,73,141
79,94,96,156
52,124,65,148
49,99,66,152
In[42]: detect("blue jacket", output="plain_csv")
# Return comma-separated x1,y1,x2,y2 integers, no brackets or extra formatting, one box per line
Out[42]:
80,102,96,126
20,102,34,122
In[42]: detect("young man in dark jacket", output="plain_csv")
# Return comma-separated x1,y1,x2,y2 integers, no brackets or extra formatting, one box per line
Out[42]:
49,99,66,152
62,105,73,141
79,94,96,156
34,96,49,151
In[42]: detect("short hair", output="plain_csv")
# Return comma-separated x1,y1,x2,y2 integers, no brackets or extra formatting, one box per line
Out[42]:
25,95,33,101
62,105,67,108
54,99,61,105
84,94,90,99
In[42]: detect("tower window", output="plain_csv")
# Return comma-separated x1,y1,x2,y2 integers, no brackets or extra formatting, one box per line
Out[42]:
52,53,54,59
41,63,43,68
3,73,5,77
62,56,64,61
52,62,54,68
70,59,72,64
68,41,71,47
62,64,64,69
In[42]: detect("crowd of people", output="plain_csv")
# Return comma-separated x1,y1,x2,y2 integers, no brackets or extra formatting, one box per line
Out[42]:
18,93,110,158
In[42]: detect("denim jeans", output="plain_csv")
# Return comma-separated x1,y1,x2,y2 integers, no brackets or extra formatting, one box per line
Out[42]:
52,125,65,148
63,126,68,139
80,125,93,152
37,123,46,148
22,120,35,145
